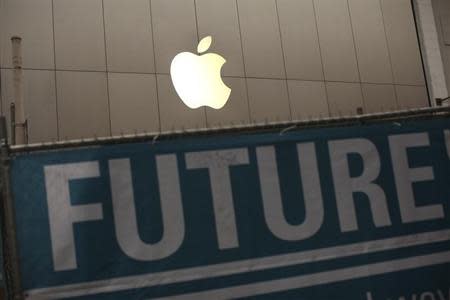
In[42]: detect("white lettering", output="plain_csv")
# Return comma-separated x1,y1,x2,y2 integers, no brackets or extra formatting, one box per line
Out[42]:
389,133,444,223
329,139,391,232
437,288,450,300
421,292,437,300
109,155,184,261
256,143,324,241
44,162,103,271
185,149,249,249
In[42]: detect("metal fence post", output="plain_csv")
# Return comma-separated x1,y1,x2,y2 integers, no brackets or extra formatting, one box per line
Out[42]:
11,37,27,146
9,104,15,147
0,117,23,300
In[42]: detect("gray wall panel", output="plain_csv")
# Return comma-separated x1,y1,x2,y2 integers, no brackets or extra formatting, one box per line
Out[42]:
326,82,364,116
57,71,110,140
238,0,286,78
348,0,393,84
277,0,324,81
395,85,429,109
361,83,398,113
247,78,291,122
314,0,359,82
0,0,54,69
381,0,425,85
196,0,245,77
53,0,106,71
288,80,329,119
104,0,155,73
152,0,198,74
439,0,450,45
108,73,159,135
1,69,58,142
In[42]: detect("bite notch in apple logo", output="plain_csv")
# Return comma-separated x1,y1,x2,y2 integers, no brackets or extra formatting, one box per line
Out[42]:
170,36,231,110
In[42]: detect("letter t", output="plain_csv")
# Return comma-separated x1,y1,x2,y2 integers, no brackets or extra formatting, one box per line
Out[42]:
185,149,249,249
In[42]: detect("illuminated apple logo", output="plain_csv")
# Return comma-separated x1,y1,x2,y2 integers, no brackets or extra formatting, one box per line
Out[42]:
170,36,231,110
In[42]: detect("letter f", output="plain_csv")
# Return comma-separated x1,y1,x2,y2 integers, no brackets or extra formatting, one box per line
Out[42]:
44,162,103,271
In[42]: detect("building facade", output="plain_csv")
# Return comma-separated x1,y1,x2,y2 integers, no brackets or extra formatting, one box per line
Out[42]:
431,0,450,95
0,0,447,144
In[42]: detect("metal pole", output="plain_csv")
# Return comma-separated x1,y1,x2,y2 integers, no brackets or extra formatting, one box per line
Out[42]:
0,117,22,300
11,37,27,145
9,104,15,147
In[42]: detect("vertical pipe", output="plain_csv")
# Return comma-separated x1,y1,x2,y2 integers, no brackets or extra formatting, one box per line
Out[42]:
11,37,26,145
9,104,15,147
0,120,23,299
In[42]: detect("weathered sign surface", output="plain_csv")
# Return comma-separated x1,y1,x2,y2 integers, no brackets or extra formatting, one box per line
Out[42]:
10,118,450,299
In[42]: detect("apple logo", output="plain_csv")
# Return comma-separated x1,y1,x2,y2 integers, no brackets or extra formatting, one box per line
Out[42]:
170,36,231,110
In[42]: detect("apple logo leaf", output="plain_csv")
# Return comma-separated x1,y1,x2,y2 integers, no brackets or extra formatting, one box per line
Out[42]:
197,36,212,54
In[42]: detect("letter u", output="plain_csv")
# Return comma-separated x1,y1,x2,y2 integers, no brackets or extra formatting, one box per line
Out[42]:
256,143,324,241
109,155,185,261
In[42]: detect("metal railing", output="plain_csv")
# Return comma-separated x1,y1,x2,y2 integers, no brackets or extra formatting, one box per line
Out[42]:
8,106,450,154
0,117,22,300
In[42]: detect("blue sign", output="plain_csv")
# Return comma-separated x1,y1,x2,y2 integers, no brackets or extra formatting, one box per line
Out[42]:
10,118,450,299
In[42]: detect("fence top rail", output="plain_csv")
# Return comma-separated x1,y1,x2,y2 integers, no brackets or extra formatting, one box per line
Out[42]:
7,106,450,154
